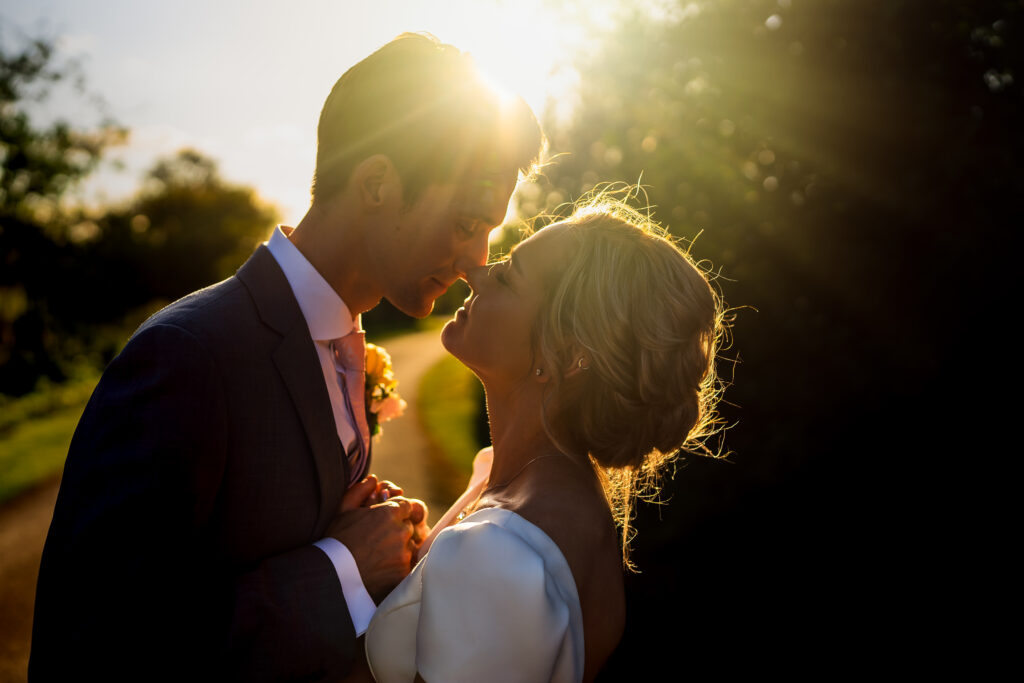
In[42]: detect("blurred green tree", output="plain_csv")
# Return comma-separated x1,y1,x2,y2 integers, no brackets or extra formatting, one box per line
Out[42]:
0,33,281,397
0,32,125,394
92,149,280,309
530,0,1021,488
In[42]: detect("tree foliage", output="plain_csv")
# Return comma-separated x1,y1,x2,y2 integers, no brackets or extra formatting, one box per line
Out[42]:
94,149,280,308
0,32,280,395
524,1,1021,674
0,32,125,394
532,0,1021,481
0,36,124,219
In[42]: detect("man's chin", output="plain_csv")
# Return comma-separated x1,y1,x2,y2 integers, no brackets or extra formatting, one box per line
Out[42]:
388,295,435,320
410,302,435,319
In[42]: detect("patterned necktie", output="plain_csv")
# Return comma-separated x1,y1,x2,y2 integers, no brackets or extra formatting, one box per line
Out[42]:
331,330,370,485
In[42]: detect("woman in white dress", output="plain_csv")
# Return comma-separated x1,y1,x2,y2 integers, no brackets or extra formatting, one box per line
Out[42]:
363,197,725,682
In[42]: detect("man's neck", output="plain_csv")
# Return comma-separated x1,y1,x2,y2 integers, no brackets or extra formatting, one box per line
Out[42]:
288,202,380,315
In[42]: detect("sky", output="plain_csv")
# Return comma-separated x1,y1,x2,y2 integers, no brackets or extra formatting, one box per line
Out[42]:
1,0,612,221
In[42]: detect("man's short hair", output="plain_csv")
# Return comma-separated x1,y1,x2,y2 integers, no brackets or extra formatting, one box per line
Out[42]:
312,33,544,207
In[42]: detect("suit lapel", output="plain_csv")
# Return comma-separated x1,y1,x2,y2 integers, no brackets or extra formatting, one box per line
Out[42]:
238,246,345,531
273,330,345,528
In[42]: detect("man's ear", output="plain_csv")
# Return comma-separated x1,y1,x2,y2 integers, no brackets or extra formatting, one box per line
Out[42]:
352,154,400,211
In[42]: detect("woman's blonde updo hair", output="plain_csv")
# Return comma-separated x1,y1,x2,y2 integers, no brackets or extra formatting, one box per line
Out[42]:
531,195,727,566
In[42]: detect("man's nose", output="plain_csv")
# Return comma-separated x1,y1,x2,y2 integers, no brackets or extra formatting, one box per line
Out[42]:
453,231,490,278
462,264,489,291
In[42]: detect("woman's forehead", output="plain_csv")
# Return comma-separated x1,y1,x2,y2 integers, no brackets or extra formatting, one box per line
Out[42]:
517,221,572,254
511,223,574,277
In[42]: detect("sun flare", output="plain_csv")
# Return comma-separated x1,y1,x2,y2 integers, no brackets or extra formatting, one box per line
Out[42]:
423,0,585,120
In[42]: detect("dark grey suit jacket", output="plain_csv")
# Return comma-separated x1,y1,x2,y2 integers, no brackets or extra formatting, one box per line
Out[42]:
30,246,359,681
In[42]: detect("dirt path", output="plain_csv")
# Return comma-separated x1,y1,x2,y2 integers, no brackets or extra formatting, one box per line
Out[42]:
366,327,452,521
0,327,453,682
0,477,59,683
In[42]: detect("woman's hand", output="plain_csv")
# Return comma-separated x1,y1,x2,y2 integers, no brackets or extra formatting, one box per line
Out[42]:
469,446,494,489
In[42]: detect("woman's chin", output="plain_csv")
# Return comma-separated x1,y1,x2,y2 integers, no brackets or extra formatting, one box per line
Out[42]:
440,314,463,354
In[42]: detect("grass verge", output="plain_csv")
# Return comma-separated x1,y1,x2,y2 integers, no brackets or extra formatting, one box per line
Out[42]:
417,354,483,502
0,402,88,504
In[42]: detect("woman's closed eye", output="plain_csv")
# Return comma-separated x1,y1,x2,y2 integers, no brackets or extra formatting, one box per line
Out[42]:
487,259,511,286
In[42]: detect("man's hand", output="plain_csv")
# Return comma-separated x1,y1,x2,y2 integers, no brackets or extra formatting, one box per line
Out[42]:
325,476,419,601
360,476,430,553
368,478,430,552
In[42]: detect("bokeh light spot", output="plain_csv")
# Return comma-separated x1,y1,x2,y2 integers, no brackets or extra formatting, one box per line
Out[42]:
685,76,708,96
545,191,566,210
69,221,100,244
130,214,150,234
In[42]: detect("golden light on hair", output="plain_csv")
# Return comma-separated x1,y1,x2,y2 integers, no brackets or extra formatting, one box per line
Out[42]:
527,184,732,569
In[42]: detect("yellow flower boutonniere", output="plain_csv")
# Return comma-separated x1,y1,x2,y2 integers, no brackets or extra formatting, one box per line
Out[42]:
364,343,406,437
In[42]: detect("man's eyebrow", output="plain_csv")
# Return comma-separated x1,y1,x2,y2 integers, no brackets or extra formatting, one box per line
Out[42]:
465,194,507,227
471,209,505,228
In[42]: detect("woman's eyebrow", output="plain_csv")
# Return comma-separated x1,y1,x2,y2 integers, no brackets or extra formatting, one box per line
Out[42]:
509,252,525,278
488,243,527,277
503,242,528,278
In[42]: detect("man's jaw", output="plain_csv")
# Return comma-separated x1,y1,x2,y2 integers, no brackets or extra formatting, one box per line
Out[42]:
427,276,451,299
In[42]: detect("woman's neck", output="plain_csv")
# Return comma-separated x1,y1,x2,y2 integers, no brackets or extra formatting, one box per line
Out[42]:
483,381,563,487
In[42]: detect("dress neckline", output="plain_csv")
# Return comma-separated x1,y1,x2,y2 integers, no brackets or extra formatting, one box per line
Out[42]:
366,506,587,683
428,507,581,605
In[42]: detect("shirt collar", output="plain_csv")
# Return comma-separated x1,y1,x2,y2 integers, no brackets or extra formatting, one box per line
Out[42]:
265,226,358,341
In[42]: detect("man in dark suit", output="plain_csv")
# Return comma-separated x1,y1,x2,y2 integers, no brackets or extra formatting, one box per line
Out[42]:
29,33,543,681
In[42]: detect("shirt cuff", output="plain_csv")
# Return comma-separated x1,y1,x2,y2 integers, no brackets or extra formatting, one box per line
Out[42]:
313,537,378,636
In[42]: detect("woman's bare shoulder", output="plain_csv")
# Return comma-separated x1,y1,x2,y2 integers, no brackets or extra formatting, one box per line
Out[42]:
514,466,626,678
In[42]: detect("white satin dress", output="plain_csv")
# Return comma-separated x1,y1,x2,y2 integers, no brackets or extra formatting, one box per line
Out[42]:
364,452,585,683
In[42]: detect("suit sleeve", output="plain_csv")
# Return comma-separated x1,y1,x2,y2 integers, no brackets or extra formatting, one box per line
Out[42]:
30,323,356,681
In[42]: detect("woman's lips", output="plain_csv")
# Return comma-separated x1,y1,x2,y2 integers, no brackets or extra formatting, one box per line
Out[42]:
454,295,476,321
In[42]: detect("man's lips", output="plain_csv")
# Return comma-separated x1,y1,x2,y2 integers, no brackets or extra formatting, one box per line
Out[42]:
431,277,457,291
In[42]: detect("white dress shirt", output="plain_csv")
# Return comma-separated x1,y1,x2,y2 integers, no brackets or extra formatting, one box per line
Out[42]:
265,226,377,634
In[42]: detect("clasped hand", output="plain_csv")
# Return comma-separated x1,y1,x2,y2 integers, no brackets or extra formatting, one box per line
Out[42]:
326,474,430,603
